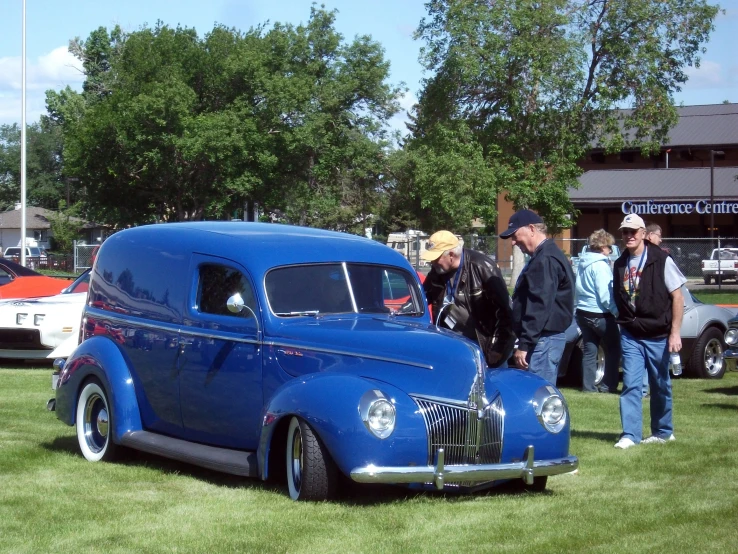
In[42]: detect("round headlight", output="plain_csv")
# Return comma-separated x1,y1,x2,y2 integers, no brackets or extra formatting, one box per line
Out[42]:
359,390,396,439
366,399,396,439
537,394,567,434
725,328,738,346
541,396,565,424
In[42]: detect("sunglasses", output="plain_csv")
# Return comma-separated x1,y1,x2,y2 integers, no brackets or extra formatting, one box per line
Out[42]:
621,228,640,236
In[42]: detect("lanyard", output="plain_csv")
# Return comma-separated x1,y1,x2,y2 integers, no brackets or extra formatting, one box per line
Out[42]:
627,251,646,300
445,250,464,301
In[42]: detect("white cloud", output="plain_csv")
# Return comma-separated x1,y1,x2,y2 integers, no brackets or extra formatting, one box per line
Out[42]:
0,46,83,92
684,60,725,88
0,46,83,125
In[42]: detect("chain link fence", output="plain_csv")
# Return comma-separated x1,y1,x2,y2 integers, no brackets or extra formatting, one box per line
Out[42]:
386,234,738,286
73,242,99,272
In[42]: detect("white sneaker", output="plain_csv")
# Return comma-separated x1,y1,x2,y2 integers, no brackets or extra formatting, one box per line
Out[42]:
641,434,676,444
614,437,637,449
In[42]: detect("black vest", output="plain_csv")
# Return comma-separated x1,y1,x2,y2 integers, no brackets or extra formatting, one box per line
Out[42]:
613,243,672,339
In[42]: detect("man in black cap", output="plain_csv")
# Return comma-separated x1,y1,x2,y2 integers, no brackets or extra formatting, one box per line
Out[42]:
501,209,575,384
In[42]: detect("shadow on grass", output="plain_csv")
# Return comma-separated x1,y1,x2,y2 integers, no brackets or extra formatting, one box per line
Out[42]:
41,435,272,491
41,436,552,505
0,359,53,369
702,385,738,396
334,479,554,506
700,402,738,411
571,429,620,443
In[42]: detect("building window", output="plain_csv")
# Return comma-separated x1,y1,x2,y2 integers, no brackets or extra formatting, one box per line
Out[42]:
620,151,635,163
33,230,48,242
591,152,605,164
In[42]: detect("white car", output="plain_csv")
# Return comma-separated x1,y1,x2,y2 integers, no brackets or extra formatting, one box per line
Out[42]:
0,270,89,360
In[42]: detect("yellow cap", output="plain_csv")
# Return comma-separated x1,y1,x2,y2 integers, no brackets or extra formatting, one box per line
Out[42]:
421,230,460,261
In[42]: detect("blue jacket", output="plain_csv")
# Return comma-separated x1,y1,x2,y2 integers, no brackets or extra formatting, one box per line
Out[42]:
575,252,617,316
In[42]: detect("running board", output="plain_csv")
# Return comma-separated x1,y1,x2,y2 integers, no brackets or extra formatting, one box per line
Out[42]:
120,430,258,477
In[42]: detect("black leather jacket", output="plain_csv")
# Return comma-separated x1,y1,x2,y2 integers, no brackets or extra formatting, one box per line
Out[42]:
424,248,515,367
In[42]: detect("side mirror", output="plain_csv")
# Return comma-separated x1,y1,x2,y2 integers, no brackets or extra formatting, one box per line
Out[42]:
227,293,245,314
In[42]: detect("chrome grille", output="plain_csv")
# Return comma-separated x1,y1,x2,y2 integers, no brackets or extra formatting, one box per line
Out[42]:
412,394,504,466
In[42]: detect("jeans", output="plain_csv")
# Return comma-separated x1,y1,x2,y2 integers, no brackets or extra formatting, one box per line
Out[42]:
575,313,621,392
527,332,566,385
619,329,673,442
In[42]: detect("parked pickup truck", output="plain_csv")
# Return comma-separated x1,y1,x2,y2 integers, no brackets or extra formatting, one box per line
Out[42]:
702,248,738,284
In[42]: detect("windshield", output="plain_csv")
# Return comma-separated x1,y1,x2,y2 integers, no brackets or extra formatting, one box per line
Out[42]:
266,263,424,317
64,270,91,294
712,249,738,260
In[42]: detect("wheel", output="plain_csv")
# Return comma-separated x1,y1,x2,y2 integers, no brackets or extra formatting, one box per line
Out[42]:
285,417,337,501
704,275,711,285
688,327,725,379
565,340,605,388
76,379,120,462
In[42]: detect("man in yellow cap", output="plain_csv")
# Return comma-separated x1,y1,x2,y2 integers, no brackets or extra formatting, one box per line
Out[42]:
422,230,515,367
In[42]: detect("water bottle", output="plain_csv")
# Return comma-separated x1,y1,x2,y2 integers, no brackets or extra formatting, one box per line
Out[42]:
670,352,682,376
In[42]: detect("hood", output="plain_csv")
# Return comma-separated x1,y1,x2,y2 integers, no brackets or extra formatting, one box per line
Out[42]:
578,251,609,269
4,292,87,308
268,315,483,401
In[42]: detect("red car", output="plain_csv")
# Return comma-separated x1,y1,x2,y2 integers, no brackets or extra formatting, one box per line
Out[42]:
0,259,73,299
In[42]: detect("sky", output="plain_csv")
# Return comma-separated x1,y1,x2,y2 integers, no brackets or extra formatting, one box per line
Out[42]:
0,0,736,130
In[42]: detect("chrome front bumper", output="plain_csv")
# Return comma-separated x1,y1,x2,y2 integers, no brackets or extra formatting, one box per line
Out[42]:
724,349,738,372
350,445,578,490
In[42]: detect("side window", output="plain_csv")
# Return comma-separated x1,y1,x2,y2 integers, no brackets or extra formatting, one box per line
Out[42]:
382,269,412,301
197,264,256,318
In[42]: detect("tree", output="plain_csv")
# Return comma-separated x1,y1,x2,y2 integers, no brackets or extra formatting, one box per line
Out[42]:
46,201,83,252
409,0,721,231
0,122,66,210
58,8,403,230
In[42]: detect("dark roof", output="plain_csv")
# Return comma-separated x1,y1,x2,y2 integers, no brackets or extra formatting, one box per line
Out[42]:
571,167,738,203
593,103,738,149
0,207,88,230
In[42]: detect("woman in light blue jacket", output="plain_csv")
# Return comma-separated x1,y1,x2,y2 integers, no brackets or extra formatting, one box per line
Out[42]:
575,229,620,393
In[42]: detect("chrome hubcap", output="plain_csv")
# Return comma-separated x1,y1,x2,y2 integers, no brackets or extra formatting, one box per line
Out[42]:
84,393,108,454
291,427,303,492
704,339,724,376
595,346,605,385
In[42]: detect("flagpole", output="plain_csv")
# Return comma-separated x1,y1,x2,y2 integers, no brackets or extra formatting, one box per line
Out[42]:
20,0,27,267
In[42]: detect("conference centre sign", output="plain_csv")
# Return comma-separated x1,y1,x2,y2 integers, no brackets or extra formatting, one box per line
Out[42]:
622,200,738,215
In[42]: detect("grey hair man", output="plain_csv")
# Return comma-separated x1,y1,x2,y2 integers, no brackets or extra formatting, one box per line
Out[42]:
612,213,685,449
422,230,515,368
500,210,575,384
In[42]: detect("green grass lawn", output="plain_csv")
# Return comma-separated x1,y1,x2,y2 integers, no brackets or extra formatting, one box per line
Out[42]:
1,367,737,553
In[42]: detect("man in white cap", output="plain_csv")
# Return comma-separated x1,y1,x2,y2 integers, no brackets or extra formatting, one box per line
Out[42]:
612,213,686,449
422,230,515,368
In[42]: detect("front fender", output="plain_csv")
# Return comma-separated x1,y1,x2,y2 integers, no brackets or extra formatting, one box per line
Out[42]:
486,368,572,460
54,335,142,443
257,373,428,480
